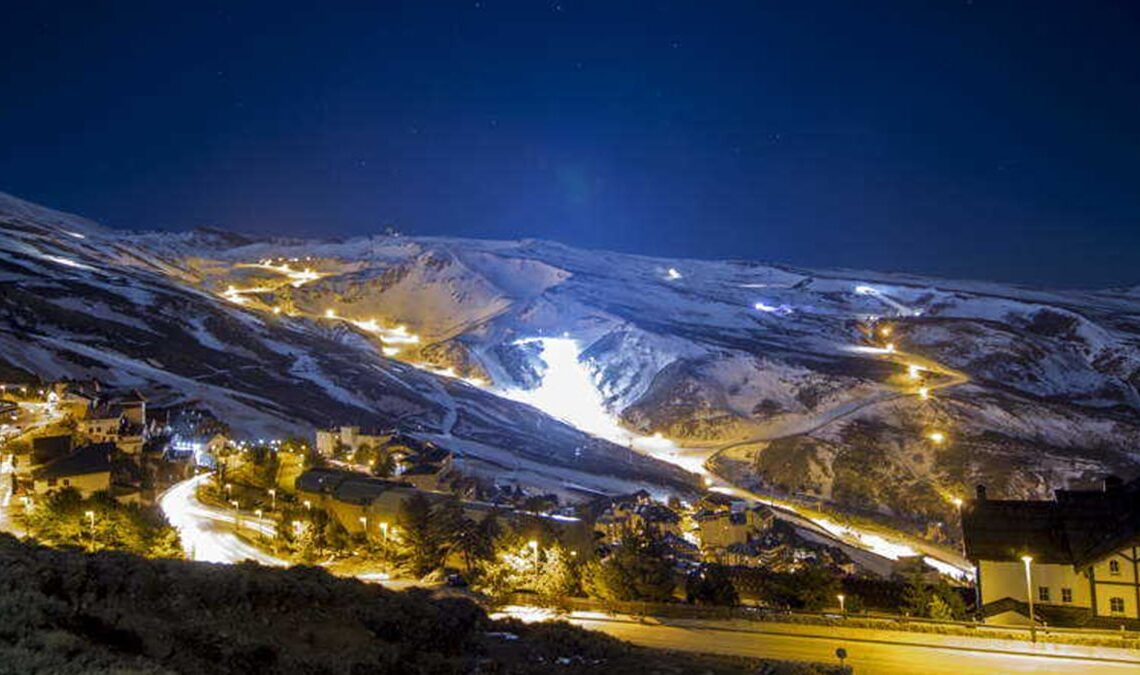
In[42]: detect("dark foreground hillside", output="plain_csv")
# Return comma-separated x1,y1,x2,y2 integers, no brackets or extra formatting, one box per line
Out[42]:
0,536,839,674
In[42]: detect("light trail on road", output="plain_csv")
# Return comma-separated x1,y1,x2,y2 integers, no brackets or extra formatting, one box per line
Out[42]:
158,474,286,566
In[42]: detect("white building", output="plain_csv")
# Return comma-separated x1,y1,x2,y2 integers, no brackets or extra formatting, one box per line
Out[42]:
314,426,389,456
964,477,1140,626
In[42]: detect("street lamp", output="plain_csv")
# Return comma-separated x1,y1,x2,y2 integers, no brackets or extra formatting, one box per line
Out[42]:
359,516,368,539
267,488,276,511
230,500,240,531
303,499,312,512
224,482,233,497
837,594,846,615
951,496,966,555
84,510,96,553
1021,555,1036,644
528,539,540,576
379,521,390,541
255,509,264,540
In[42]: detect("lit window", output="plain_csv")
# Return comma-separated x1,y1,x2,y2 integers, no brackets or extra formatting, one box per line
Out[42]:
1061,588,1072,603
1110,597,1125,614
1038,586,1050,602
1110,560,1121,576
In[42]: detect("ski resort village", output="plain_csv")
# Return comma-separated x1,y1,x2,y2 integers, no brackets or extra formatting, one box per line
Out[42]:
3,191,1140,673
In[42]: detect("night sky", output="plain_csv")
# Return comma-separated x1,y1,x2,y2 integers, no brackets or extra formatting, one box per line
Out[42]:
3,2,1138,287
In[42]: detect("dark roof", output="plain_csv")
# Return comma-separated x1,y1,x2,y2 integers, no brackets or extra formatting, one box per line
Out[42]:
333,476,406,504
294,468,350,495
34,443,113,480
963,476,1140,568
402,462,442,476
636,503,680,524
32,434,73,463
295,468,409,503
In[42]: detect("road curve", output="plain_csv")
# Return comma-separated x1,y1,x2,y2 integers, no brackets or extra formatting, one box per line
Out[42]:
158,474,286,566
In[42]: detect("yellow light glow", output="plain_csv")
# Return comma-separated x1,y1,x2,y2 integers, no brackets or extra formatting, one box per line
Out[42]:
928,431,946,444
879,326,892,338
324,309,336,319
917,386,930,400
907,364,922,380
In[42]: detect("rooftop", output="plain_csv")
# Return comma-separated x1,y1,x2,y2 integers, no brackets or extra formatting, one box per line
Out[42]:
34,443,114,480
963,476,1140,569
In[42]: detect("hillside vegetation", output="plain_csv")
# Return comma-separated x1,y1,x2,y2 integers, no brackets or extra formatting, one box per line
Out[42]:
0,535,839,674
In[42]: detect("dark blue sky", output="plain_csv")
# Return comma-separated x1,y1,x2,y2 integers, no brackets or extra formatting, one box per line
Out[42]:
3,2,1138,286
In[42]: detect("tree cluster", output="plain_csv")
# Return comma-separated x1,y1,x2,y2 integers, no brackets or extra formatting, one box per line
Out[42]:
25,488,181,559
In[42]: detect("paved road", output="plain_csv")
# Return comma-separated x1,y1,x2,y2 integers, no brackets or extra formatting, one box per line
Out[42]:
568,613,1140,674
158,474,286,566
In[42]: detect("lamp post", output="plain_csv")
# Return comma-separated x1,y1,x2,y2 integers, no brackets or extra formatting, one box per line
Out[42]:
230,500,240,532
1021,555,1036,644
359,516,368,543
951,497,965,555
255,509,264,541
528,539,539,577
837,594,846,615
84,510,96,553
267,488,276,511
379,521,390,541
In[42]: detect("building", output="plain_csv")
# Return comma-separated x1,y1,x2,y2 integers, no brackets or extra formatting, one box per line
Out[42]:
963,477,1140,627
77,406,123,444
594,493,681,542
314,426,389,456
168,432,228,464
397,446,454,491
696,503,775,550
293,468,586,548
32,443,114,497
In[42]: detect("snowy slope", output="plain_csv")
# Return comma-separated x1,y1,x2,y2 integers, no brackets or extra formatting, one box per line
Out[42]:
0,193,696,499
4,191,1140,534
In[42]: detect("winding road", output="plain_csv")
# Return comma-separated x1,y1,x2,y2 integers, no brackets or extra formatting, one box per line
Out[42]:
158,473,285,566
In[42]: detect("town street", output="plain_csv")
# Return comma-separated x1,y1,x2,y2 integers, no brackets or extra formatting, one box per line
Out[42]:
157,473,285,566
561,611,1140,674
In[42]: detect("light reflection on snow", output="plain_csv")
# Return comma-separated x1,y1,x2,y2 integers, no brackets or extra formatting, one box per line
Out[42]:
502,337,972,579
43,254,94,271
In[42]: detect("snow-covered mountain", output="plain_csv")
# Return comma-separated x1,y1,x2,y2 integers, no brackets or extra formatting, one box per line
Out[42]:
0,193,696,499
3,192,1139,537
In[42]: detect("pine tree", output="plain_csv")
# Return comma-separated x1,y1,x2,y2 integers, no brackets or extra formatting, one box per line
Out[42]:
395,493,441,577
586,527,675,602
685,564,739,606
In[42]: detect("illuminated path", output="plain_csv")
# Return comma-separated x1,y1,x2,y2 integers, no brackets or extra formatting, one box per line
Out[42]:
158,474,286,566
205,259,974,577
501,336,974,578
